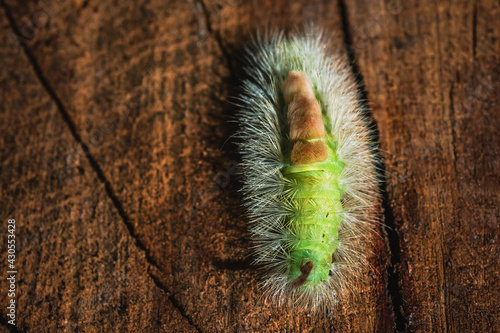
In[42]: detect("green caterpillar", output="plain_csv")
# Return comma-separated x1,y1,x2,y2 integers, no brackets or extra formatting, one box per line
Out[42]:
237,29,378,310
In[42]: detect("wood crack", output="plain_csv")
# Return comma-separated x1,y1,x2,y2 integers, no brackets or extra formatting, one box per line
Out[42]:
336,0,407,331
196,0,237,82
169,296,203,333
147,270,202,332
0,0,163,287
1,4,209,331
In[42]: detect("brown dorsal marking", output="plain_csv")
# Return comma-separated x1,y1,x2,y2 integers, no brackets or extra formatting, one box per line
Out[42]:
292,260,314,288
288,94,325,141
283,70,315,104
287,93,322,120
291,141,328,165
283,71,328,166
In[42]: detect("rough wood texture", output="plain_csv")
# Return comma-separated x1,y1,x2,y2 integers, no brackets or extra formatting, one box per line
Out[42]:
0,0,498,332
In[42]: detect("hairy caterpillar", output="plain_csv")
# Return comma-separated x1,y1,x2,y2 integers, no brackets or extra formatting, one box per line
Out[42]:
236,29,379,310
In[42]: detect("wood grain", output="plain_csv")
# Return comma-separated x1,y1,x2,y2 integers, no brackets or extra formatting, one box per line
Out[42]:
0,7,196,332
347,0,500,331
0,0,498,332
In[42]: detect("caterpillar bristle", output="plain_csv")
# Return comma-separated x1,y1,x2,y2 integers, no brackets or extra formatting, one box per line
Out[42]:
237,27,380,312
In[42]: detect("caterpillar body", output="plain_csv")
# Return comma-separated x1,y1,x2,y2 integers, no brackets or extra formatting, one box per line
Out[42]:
237,30,379,310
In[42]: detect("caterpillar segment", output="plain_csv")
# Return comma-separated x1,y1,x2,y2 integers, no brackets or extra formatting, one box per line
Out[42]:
237,30,379,310
283,71,344,289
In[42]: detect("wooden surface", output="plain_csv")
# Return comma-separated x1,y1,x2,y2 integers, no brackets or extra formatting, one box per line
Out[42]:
0,0,498,332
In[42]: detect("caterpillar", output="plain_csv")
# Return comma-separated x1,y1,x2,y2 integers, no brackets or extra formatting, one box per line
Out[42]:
236,29,379,311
